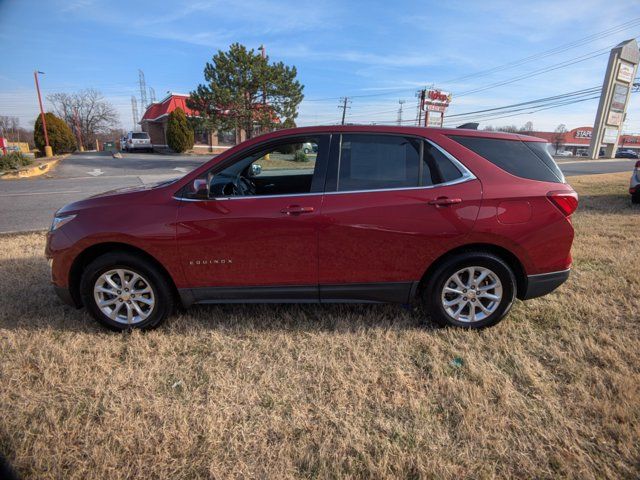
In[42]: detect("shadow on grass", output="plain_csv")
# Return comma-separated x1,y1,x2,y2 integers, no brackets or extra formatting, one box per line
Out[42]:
0,256,432,334
575,194,637,213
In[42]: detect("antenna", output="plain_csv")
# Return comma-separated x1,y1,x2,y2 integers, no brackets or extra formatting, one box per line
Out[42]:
138,69,148,111
131,96,139,131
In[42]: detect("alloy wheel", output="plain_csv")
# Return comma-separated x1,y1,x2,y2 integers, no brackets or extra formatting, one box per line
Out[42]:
441,266,503,323
93,268,155,325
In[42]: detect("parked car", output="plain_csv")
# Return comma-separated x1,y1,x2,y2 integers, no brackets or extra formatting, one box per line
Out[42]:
123,131,153,153
302,142,318,154
554,150,572,157
630,160,640,204
46,126,577,331
615,149,639,159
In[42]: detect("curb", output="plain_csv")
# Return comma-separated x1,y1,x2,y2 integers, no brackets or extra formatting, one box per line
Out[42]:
0,154,68,180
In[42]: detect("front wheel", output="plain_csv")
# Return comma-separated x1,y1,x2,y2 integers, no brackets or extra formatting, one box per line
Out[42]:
423,252,516,328
80,252,174,331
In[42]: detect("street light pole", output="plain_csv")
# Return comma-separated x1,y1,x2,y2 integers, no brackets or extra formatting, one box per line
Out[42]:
34,70,52,157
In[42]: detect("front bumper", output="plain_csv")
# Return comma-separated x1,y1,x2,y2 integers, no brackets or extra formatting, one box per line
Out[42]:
521,269,570,300
53,284,80,307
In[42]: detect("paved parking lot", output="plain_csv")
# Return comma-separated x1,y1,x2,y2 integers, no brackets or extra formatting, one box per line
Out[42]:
0,152,636,233
0,152,212,233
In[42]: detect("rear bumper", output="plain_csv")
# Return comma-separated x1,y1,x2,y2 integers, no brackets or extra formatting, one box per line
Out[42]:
521,269,570,300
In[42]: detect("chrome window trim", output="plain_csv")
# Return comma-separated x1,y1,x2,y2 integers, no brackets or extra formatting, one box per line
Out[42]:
172,175,476,202
172,135,476,202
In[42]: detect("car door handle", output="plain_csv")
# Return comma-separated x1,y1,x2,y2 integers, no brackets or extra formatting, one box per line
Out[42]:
428,197,462,206
280,205,315,215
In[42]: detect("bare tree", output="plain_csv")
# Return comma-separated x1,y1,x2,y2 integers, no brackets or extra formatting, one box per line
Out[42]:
0,115,19,133
553,124,567,154
0,116,33,145
47,89,119,148
520,121,534,133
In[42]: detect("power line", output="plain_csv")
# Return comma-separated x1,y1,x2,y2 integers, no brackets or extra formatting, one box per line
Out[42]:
303,19,640,103
446,86,601,120
441,18,640,85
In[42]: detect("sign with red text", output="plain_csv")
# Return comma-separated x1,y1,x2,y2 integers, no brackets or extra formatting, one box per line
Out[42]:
422,89,452,111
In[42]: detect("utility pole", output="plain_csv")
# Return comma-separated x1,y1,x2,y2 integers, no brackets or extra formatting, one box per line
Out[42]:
258,44,267,109
416,89,425,126
397,100,406,125
34,70,52,157
338,97,351,125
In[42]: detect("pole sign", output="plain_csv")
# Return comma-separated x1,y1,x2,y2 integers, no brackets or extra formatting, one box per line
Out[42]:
421,89,452,128
588,39,639,159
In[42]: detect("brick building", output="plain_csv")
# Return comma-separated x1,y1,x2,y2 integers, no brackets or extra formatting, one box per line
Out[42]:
531,126,640,155
139,93,238,154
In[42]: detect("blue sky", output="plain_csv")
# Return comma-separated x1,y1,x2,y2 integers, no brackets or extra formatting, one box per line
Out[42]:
1,0,639,132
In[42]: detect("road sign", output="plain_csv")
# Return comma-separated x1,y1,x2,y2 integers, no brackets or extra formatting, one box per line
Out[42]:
588,39,639,159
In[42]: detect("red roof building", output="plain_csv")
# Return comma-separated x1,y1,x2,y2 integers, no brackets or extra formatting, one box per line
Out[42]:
139,93,237,153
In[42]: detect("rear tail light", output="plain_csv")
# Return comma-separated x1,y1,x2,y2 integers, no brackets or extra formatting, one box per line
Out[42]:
547,191,579,216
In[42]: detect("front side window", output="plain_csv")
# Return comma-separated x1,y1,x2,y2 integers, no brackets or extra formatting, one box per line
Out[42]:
337,134,420,191
208,136,322,197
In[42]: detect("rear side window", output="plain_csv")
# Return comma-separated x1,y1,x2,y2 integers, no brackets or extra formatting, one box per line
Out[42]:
338,134,420,191
422,142,463,186
448,135,564,183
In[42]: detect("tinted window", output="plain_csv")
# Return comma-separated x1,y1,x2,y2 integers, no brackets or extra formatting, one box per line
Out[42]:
524,141,565,183
423,142,462,185
132,132,149,139
207,136,322,197
448,135,564,183
338,134,420,191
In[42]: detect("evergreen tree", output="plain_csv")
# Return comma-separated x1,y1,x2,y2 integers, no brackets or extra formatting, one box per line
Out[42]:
188,43,304,139
34,112,76,154
166,108,194,153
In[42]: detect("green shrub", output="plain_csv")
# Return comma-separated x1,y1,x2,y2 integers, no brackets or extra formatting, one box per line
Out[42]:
166,108,194,153
34,112,76,155
0,152,33,171
293,150,308,162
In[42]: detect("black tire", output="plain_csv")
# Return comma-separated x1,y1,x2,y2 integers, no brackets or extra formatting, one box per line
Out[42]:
80,252,174,331
422,252,516,329
632,194,640,205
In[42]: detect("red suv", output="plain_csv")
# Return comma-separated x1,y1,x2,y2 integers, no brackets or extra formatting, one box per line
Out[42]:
46,126,577,331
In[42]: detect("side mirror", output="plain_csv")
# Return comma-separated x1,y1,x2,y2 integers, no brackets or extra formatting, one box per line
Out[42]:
251,164,262,176
186,176,210,199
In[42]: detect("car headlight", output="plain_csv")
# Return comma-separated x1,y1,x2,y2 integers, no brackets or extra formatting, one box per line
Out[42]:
51,214,77,231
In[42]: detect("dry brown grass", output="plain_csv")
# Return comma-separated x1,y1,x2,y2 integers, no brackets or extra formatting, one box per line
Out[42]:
1,172,639,479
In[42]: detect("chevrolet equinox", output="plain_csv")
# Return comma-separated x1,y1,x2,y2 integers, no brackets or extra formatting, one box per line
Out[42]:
46,126,578,330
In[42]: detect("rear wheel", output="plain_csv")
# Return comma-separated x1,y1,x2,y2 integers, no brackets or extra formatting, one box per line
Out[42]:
632,194,640,204
80,252,174,331
423,252,516,328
